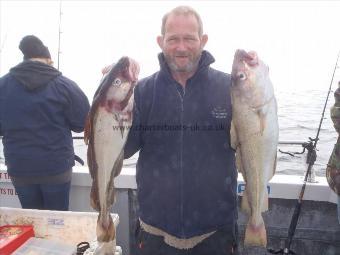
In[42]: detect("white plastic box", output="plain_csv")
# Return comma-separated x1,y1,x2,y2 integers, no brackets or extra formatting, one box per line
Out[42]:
0,207,121,254
13,238,123,255
13,237,75,255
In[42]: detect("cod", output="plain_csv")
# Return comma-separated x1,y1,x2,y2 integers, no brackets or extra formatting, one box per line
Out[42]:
230,49,279,247
84,57,139,254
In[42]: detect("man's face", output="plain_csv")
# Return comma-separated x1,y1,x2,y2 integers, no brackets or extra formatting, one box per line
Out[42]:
157,14,207,74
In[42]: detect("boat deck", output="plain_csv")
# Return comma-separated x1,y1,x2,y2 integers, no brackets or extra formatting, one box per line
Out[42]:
1,166,340,254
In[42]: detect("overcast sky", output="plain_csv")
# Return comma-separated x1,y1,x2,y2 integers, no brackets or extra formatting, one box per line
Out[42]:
1,1,340,100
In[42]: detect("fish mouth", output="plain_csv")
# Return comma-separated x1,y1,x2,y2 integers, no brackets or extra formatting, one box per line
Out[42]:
127,59,140,84
234,49,259,67
93,57,140,114
107,58,139,112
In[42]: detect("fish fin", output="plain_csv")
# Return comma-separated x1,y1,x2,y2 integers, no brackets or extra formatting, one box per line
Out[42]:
272,153,277,177
112,150,124,178
107,151,124,206
262,190,269,212
236,147,244,174
87,136,101,212
241,189,251,214
86,127,101,212
87,141,97,179
90,181,100,211
244,217,267,247
230,121,238,150
258,111,266,135
237,148,250,213
84,113,92,145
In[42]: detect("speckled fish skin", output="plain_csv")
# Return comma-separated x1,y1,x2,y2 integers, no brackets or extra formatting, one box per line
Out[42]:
230,49,279,247
84,57,139,254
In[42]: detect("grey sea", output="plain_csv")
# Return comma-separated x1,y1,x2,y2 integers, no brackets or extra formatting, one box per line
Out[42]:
275,88,337,176
0,88,338,177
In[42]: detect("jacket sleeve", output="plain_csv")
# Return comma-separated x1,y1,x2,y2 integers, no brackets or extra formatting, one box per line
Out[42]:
124,85,142,159
58,76,90,133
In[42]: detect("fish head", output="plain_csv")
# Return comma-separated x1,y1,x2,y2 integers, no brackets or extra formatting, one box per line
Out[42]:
231,49,272,104
96,57,140,113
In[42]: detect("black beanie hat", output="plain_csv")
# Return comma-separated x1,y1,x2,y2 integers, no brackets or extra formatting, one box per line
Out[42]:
19,35,51,60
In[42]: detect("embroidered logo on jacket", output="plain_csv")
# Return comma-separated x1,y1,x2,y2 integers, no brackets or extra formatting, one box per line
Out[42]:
211,106,228,119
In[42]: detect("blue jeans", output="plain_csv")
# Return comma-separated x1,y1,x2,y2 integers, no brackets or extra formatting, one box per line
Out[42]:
14,182,71,211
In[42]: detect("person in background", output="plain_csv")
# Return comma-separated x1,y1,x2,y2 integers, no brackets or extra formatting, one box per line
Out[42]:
0,35,90,211
327,81,340,224
124,6,238,255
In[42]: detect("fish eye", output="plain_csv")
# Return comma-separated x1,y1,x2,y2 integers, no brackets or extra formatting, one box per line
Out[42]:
113,78,122,86
238,72,247,81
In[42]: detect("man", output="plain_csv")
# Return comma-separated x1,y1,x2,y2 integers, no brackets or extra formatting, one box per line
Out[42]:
124,6,238,255
0,35,90,211
327,81,340,224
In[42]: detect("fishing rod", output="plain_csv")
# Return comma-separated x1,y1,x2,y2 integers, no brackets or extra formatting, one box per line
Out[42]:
268,51,340,255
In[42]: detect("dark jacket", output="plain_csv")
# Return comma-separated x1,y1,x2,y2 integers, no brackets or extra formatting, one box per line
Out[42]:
0,60,90,177
125,51,238,238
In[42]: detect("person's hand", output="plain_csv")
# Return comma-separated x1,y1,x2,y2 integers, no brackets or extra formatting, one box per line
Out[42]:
101,65,113,75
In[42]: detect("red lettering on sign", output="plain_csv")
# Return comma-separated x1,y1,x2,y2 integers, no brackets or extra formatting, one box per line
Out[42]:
0,172,10,180
0,187,17,196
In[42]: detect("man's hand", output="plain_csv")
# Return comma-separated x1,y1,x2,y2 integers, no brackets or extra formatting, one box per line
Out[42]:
101,64,113,75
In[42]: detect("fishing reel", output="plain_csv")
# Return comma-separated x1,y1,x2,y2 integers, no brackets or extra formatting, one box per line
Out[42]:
304,138,317,165
279,137,317,161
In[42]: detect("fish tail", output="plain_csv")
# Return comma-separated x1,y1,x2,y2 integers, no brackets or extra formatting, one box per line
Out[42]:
93,240,116,255
97,210,115,242
90,182,100,211
84,113,92,145
244,216,267,247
